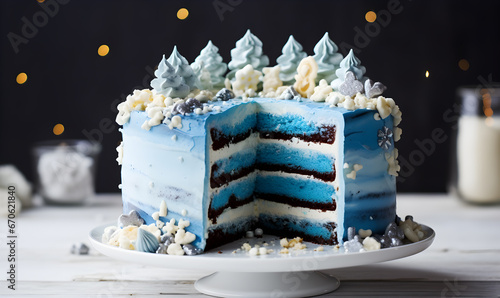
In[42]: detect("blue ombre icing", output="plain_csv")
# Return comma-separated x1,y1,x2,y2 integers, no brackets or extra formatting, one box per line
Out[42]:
115,31,401,254
119,96,398,251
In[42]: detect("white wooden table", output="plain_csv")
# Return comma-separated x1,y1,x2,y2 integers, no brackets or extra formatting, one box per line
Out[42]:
1,194,499,297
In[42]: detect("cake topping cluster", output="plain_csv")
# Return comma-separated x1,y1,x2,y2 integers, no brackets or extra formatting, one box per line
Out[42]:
115,29,402,176
103,203,202,256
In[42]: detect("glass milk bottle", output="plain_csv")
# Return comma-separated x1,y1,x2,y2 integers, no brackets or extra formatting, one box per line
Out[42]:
452,86,500,204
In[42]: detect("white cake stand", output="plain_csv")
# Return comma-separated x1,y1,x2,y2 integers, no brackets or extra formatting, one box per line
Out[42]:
90,224,435,297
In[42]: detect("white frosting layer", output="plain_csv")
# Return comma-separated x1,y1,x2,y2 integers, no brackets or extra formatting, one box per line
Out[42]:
256,199,338,223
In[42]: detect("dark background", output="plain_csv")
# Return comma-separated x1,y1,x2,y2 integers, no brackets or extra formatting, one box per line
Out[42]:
1,0,499,193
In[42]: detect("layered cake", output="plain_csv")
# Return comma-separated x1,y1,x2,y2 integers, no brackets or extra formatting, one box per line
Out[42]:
108,30,403,254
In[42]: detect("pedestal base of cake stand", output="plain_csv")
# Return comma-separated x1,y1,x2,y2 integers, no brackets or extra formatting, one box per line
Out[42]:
90,223,435,297
194,271,339,298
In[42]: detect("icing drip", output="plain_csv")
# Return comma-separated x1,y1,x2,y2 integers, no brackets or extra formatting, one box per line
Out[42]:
227,29,269,79
313,33,343,84
331,49,367,90
191,40,228,89
276,35,307,85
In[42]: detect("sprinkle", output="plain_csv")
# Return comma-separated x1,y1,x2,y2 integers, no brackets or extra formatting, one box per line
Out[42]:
178,156,184,163
181,209,187,216
152,212,160,221
148,181,154,189
118,184,122,189
171,135,177,141
178,219,190,229
358,229,372,238
174,229,196,245
254,228,264,237
159,200,167,217
118,210,144,227
246,231,255,238
339,71,364,97
167,243,185,255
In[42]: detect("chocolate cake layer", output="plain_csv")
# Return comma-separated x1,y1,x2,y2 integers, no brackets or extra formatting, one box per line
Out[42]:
255,192,336,211
259,216,338,245
210,164,255,189
205,219,256,251
210,128,254,151
208,194,254,223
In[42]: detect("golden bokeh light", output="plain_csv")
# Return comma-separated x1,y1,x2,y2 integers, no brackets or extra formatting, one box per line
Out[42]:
365,11,377,23
37,0,45,3
16,73,28,84
177,8,189,20
98,45,110,56
458,59,470,71
53,124,65,136
425,70,430,78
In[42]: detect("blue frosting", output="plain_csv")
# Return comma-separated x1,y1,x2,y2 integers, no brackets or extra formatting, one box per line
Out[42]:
120,97,397,250
255,175,336,204
257,142,334,174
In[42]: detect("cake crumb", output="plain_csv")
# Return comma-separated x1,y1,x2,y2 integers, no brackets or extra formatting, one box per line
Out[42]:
171,135,177,141
314,246,324,252
259,247,268,255
241,243,251,252
280,237,305,249
249,247,259,256
293,242,307,250
279,248,289,254
232,250,237,254
280,238,289,248
181,209,187,216
218,251,223,254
